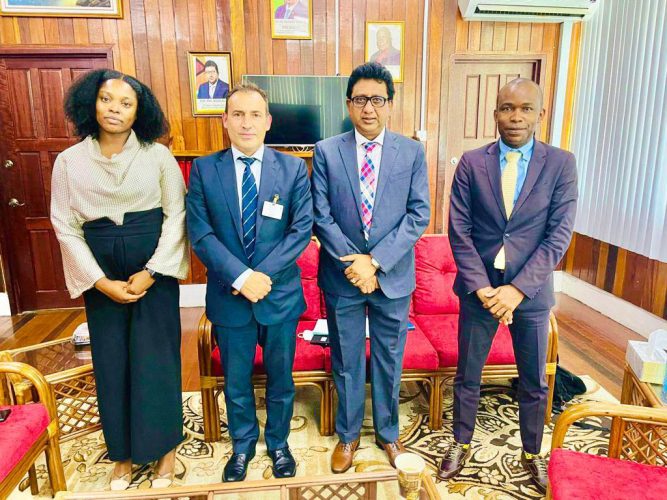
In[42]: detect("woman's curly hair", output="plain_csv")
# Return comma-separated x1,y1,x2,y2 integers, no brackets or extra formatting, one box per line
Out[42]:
64,69,169,144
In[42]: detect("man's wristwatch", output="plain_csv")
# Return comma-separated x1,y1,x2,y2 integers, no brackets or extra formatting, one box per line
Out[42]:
370,257,381,270
143,266,158,278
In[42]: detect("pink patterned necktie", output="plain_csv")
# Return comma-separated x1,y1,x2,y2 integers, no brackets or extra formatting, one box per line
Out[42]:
360,141,379,238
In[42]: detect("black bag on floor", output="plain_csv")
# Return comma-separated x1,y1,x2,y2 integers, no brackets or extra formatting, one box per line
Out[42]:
552,364,587,411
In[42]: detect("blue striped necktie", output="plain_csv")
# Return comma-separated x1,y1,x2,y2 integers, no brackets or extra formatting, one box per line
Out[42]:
239,156,258,260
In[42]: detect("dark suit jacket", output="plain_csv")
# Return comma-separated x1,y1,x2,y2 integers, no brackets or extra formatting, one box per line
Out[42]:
275,1,308,19
448,139,577,311
186,147,313,327
312,130,430,299
197,80,229,100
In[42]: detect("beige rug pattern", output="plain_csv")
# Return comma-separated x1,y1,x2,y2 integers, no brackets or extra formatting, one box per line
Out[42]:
11,376,615,499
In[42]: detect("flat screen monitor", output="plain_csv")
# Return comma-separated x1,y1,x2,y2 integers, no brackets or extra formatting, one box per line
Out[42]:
242,75,353,147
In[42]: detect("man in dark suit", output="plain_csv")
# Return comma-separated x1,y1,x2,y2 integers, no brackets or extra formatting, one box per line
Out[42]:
196,60,229,100
274,0,308,20
312,62,430,473
439,78,578,493
186,82,313,482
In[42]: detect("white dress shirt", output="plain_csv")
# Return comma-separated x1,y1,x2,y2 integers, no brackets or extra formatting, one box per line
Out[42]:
50,131,190,298
354,127,385,180
230,145,264,291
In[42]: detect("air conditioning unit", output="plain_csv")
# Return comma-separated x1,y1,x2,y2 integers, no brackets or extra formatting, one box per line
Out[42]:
458,0,599,23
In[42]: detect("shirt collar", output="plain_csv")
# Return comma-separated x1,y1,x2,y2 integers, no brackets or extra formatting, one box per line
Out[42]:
231,144,264,164
354,128,386,148
499,136,534,162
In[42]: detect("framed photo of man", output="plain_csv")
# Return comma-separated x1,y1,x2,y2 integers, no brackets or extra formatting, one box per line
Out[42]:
365,21,405,83
271,0,312,40
0,0,122,18
188,52,232,116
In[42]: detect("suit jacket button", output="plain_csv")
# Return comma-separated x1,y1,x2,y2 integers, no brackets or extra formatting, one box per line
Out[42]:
504,233,510,238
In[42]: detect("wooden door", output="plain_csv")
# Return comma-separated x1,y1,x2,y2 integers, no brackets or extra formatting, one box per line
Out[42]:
0,49,111,313
437,55,546,233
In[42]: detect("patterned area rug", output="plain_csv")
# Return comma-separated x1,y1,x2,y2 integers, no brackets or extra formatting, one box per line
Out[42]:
11,376,615,499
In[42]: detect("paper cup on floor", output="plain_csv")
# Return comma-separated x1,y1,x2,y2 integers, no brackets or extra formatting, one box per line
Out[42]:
395,452,425,500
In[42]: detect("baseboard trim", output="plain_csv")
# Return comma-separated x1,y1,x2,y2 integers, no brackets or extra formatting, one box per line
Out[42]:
180,284,206,308
0,293,9,316
558,272,667,339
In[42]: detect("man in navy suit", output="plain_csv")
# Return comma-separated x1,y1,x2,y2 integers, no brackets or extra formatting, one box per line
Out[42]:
196,60,229,100
186,82,313,482
439,78,577,494
312,62,430,473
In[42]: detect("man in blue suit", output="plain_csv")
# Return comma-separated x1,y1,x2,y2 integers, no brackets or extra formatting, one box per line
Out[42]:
196,60,229,100
440,79,577,494
312,62,430,473
186,82,313,482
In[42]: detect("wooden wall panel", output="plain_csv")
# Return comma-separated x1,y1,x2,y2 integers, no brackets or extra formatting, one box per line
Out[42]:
1,0,232,156
565,234,667,320
0,1,567,291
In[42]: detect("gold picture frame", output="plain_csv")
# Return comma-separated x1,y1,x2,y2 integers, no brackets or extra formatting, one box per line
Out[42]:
0,0,123,18
188,51,233,117
365,21,405,83
270,0,312,40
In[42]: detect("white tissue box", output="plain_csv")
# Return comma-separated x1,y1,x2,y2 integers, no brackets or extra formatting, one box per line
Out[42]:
626,329,667,384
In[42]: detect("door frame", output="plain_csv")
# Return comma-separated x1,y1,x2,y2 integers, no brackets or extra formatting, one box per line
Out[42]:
0,46,113,314
435,53,548,234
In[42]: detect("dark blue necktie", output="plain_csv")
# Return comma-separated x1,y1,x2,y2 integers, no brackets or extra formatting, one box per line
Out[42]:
239,156,258,260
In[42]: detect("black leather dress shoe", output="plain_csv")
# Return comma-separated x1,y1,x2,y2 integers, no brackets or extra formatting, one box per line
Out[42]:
521,452,548,494
268,447,297,478
223,451,255,482
437,442,471,480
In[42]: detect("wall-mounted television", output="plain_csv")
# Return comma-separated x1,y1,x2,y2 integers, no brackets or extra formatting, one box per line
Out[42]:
242,75,353,147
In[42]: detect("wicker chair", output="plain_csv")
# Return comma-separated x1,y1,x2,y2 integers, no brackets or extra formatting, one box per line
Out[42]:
0,361,66,497
547,401,667,499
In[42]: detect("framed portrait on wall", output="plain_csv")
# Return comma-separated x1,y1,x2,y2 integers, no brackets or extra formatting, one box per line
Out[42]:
0,0,123,18
188,52,232,116
365,21,405,83
271,0,312,40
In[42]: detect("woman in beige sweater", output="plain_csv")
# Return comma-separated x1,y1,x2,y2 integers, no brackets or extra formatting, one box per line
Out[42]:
51,69,188,490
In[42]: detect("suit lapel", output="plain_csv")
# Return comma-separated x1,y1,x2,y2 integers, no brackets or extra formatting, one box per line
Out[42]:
484,142,507,220
338,131,364,224
373,131,399,208
255,147,279,238
512,139,546,216
215,149,243,243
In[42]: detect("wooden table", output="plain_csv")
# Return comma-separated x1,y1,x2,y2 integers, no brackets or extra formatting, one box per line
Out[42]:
55,469,441,499
609,364,666,465
0,338,100,442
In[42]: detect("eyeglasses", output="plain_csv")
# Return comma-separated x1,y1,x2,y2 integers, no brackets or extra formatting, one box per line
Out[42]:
349,96,389,108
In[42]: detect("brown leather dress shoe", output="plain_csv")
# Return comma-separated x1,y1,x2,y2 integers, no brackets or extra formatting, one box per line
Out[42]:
331,439,360,473
521,452,548,494
375,439,406,468
437,442,471,480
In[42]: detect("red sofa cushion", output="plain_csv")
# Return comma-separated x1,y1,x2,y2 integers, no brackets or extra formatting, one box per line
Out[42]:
210,321,326,376
323,323,439,372
0,403,50,483
548,448,667,500
297,241,321,321
413,236,459,315
413,314,515,367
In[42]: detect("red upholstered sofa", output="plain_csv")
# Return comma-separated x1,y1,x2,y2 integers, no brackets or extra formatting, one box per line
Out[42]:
547,402,667,499
198,235,558,441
